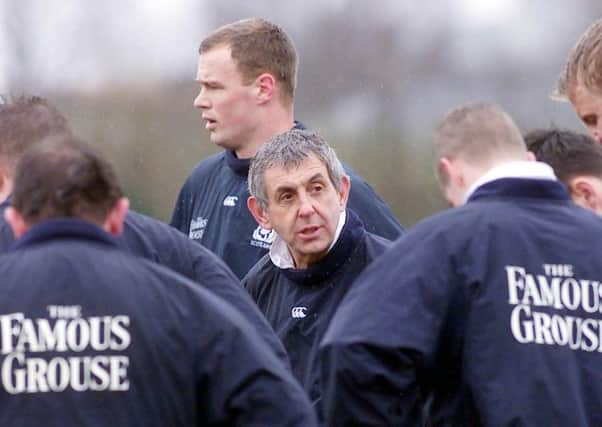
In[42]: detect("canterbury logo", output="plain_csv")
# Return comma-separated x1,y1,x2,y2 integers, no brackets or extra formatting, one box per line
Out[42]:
223,196,238,207
291,307,308,319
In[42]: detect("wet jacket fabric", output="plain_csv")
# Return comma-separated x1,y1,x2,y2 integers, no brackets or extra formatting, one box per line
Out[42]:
320,178,602,427
0,208,289,367
170,123,403,279
0,219,317,427
243,210,390,406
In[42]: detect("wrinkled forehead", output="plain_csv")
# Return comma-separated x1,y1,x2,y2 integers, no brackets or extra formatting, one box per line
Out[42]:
262,153,329,191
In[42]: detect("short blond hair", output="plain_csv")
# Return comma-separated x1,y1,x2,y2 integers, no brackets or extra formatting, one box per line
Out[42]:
555,18,602,100
434,103,526,185
200,18,297,104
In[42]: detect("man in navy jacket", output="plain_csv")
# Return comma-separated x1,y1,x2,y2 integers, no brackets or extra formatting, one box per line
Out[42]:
320,103,602,426
0,96,289,367
243,130,390,410
0,136,317,426
171,18,403,279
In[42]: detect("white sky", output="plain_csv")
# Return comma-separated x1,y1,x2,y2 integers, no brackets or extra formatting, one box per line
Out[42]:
0,0,590,93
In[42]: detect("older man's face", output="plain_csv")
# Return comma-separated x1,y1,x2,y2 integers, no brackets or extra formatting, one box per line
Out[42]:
260,153,349,269
571,84,602,144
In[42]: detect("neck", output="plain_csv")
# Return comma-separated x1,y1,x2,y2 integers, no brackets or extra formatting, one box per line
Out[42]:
234,105,294,159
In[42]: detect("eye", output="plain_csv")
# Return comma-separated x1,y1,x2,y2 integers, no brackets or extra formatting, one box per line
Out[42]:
279,192,293,203
582,114,598,127
311,184,324,193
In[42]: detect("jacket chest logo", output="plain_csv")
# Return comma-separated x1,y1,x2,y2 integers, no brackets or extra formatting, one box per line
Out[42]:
189,217,208,240
250,226,275,249
291,306,308,319
223,196,238,207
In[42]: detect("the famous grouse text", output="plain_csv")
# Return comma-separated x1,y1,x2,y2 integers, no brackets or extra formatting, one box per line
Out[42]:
0,305,131,394
507,264,602,352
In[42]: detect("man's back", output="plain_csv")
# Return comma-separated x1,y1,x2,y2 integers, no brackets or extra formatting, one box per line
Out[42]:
321,178,602,426
0,219,316,426
0,208,290,366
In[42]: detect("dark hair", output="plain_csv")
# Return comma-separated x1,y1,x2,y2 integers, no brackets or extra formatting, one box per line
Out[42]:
0,95,71,177
524,128,602,184
12,136,123,226
199,18,297,103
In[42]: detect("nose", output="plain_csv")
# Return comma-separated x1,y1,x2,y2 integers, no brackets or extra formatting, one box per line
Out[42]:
193,88,210,109
298,193,315,218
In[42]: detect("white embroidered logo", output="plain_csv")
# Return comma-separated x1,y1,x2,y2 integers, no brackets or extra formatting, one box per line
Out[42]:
189,217,208,240
223,196,238,207
250,226,276,249
291,307,308,319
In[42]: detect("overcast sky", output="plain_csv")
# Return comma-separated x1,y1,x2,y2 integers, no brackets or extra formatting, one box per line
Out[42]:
0,0,591,93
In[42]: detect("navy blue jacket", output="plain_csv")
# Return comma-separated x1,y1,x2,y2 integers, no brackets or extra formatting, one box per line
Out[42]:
320,178,602,427
0,219,317,426
170,125,404,279
0,207,289,367
243,211,390,407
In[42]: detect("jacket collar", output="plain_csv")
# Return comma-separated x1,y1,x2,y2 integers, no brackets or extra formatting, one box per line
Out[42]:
225,121,307,177
277,209,365,286
12,218,120,251
467,178,570,204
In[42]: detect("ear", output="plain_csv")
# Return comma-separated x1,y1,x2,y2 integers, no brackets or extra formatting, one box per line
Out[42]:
526,151,536,161
4,207,29,239
569,178,600,212
247,196,272,229
255,73,276,105
438,157,464,187
337,175,351,210
103,197,129,237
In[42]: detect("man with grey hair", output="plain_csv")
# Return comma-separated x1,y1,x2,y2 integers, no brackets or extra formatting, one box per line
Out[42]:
243,129,391,409
320,103,602,426
555,18,602,143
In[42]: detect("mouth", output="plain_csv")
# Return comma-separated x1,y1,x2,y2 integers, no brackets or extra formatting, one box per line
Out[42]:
298,225,322,240
204,118,217,131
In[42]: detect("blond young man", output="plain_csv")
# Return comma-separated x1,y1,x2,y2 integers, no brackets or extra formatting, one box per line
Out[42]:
556,18,602,143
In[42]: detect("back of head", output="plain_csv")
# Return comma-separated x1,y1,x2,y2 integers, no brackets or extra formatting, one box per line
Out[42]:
434,102,526,184
12,136,123,226
556,18,602,100
248,129,346,210
0,95,71,179
200,18,297,104
525,128,602,184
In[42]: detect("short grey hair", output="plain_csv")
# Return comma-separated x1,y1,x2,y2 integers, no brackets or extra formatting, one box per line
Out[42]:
249,129,347,210
434,102,526,185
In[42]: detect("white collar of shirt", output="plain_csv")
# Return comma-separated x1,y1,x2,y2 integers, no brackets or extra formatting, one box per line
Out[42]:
464,161,557,204
269,210,347,269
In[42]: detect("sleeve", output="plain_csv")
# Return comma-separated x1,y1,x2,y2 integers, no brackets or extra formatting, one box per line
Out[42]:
319,224,463,426
190,252,291,369
194,292,318,427
345,167,405,241
170,178,194,234
152,223,291,370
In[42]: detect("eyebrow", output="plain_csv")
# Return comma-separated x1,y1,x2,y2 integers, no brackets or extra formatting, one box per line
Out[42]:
273,172,326,194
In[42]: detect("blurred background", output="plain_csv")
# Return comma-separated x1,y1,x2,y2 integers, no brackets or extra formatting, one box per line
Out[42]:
2,0,601,226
